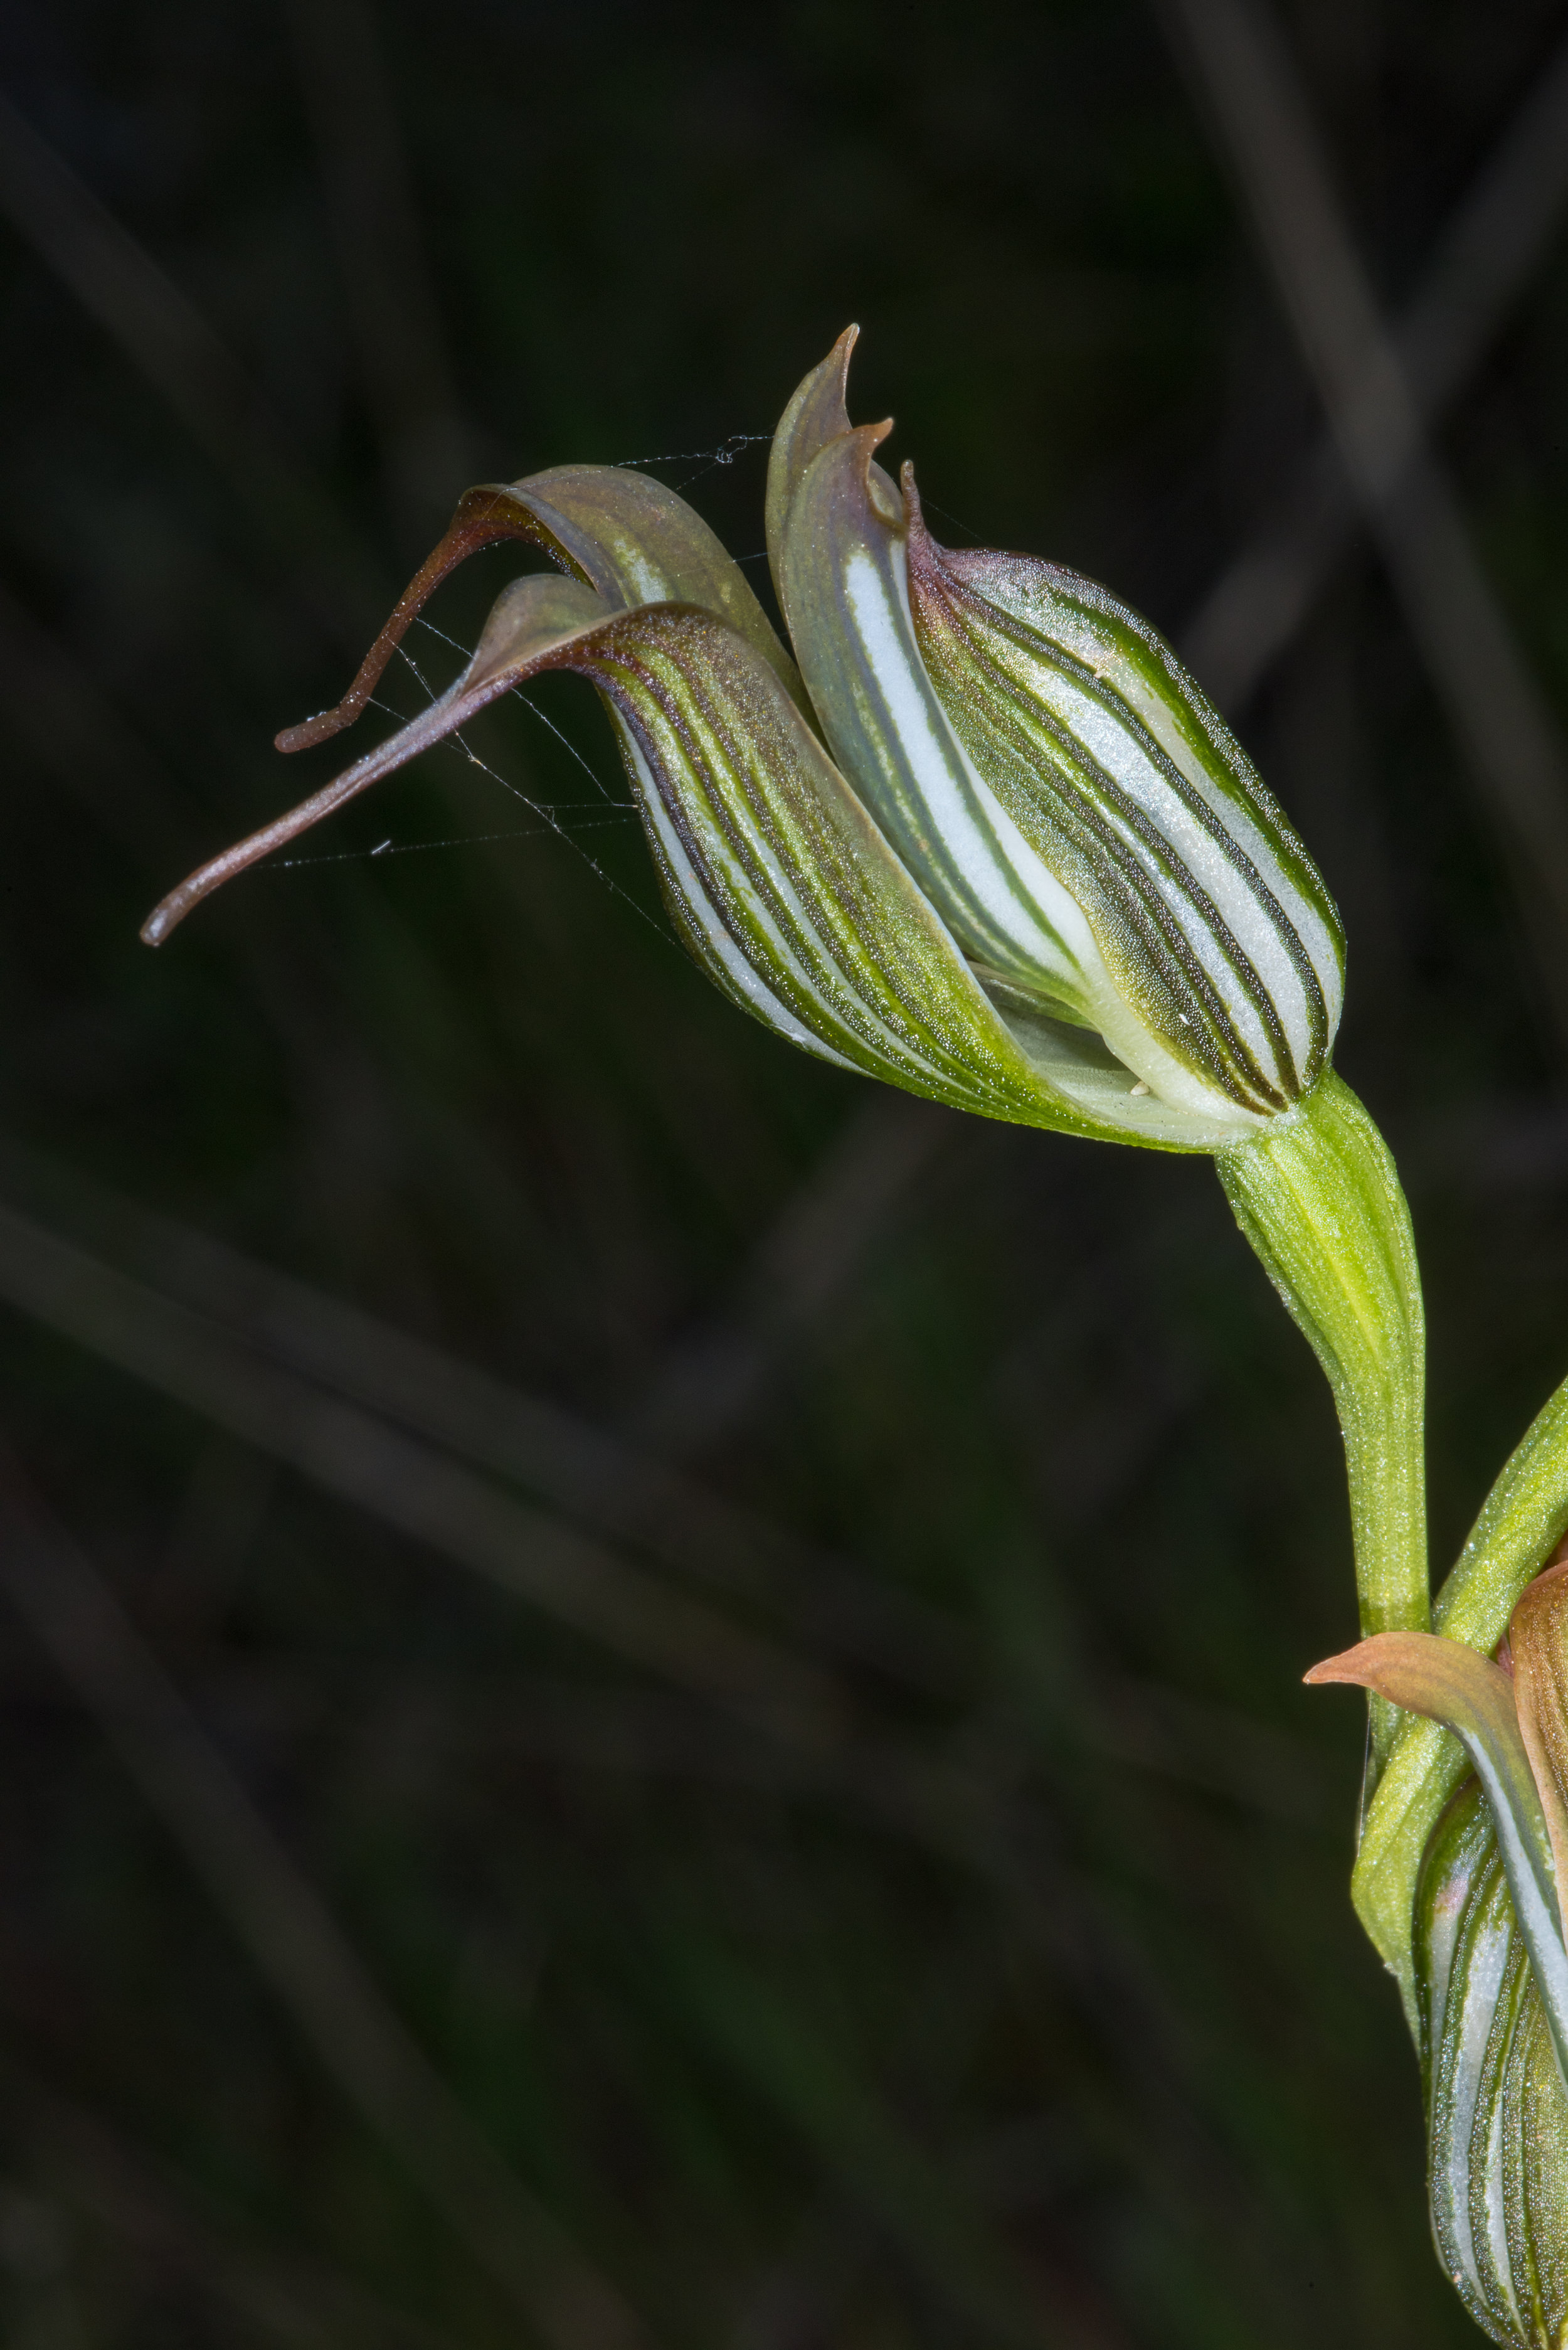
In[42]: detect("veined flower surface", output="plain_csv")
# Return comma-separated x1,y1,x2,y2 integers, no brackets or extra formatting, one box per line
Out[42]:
768,331,1345,1134
141,331,1478,2333
1310,1563,1568,2347
142,333,1344,1153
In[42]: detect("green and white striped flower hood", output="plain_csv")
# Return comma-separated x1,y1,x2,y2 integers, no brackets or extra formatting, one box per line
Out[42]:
143,330,1344,1155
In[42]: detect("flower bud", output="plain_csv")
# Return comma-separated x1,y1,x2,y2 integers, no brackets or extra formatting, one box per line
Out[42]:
1310,1565,1568,2342
769,332,1344,1137
1419,1781,1568,2346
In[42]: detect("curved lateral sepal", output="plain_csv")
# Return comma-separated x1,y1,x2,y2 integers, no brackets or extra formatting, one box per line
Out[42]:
143,573,616,942
514,467,808,711
142,573,1191,1144
275,465,810,758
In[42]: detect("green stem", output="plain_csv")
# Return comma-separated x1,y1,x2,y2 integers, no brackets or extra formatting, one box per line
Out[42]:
1217,1071,1428,1773
1356,1366,1568,2006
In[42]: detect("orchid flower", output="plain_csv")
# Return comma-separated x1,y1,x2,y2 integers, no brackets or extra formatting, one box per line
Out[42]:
146,332,1343,1159
144,322,1424,1733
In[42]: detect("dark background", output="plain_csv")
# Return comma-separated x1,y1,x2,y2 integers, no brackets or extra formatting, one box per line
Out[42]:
1,1,1566,2342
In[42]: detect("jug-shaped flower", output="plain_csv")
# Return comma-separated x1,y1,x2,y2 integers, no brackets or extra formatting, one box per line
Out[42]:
143,333,1342,1161
139,340,1411,1656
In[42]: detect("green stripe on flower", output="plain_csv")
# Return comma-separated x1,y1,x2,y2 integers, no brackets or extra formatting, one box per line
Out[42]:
765,329,1343,1136
904,485,1342,1110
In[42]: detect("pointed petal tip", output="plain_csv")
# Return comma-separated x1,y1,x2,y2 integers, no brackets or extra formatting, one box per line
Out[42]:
1303,1632,1523,1749
817,324,859,393
1304,1643,1377,1688
800,324,861,416
1303,1631,1454,1693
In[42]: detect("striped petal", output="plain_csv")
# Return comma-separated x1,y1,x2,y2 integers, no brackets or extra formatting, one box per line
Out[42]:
1415,1561,1568,2347
1417,1781,1568,2347
769,334,1345,1134
905,483,1344,1114
778,428,1117,1037
142,573,1241,1148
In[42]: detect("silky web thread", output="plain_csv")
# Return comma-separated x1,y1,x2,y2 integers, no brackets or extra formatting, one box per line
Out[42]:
612,430,770,492
272,634,662,937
